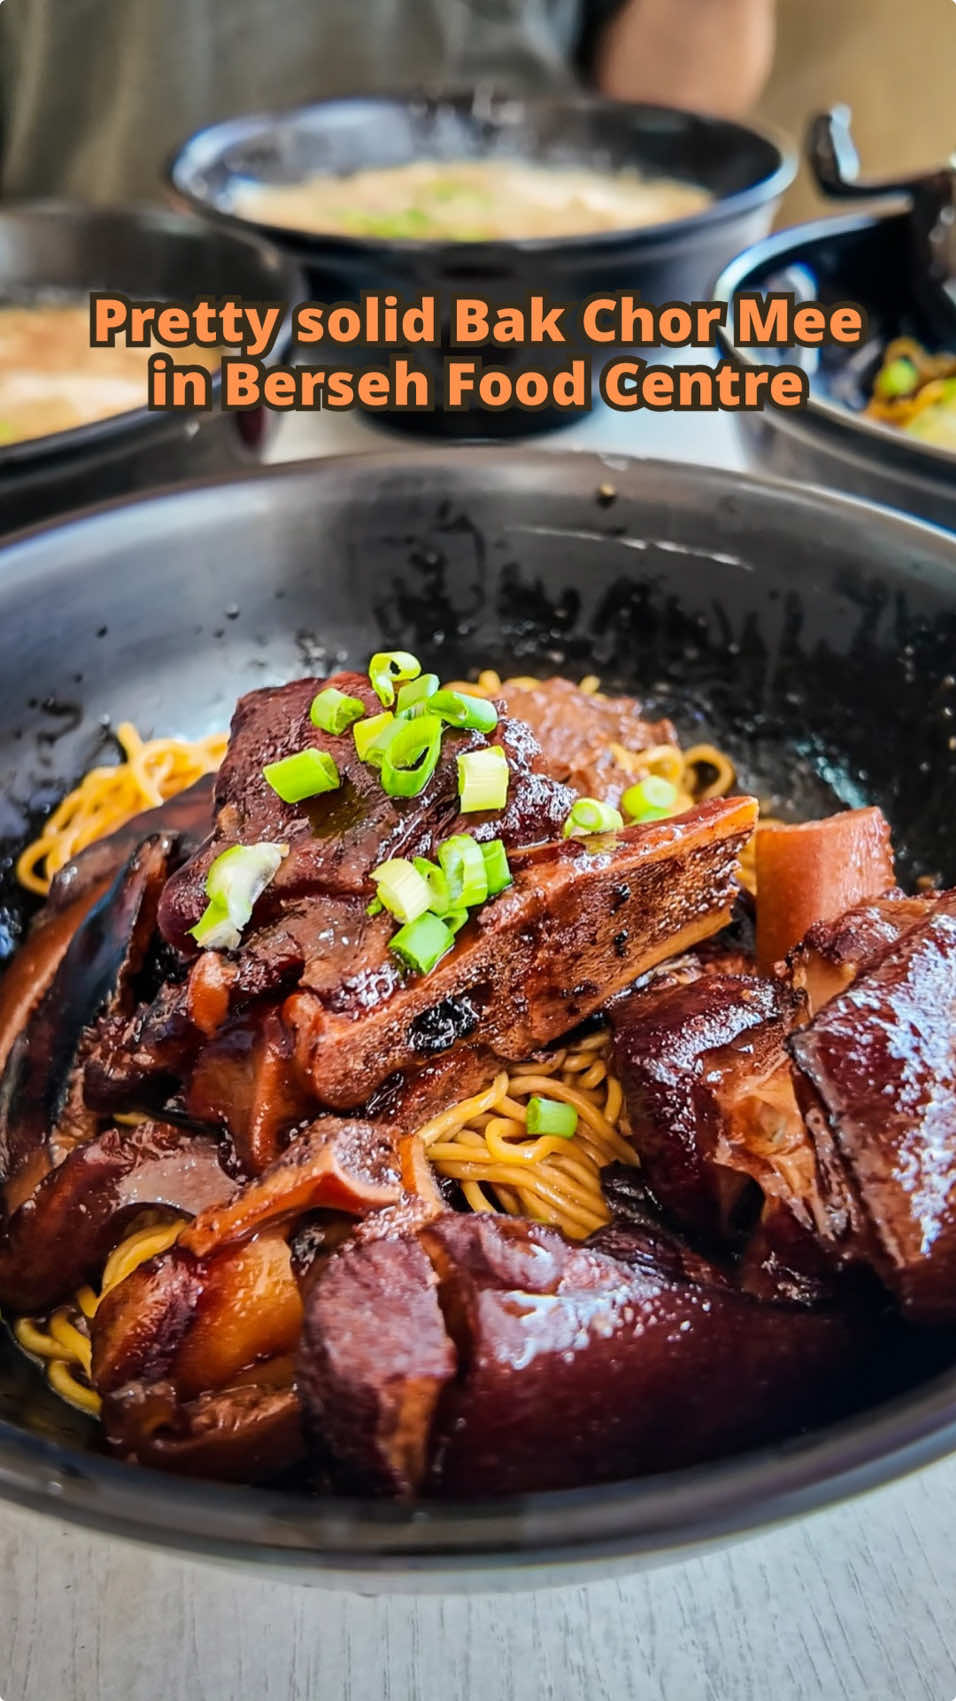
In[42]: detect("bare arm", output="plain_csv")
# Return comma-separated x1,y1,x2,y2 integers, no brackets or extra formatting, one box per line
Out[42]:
593,0,776,117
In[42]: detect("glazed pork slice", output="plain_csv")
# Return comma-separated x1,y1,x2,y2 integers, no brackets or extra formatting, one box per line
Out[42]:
496,675,677,806
0,834,175,1211
284,796,757,1110
788,890,938,1014
298,1211,866,1497
611,971,857,1270
158,672,575,958
790,888,956,1323
0,1118,233,1314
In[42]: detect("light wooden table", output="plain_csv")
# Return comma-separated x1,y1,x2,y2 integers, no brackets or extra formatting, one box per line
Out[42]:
3,395,954,1701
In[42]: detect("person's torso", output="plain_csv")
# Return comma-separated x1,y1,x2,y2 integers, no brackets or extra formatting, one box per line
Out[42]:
0,0,583,202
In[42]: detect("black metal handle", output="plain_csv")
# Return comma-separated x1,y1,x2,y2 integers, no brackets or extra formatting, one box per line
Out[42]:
807,106,939,202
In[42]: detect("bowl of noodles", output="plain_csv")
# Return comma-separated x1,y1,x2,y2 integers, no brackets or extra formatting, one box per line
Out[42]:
714,210,956,533
2,447,956,1586
0,202,302,536
168,90,793,438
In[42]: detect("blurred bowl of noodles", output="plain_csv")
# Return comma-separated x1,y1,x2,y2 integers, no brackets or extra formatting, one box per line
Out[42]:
167,89,794,439
714,210,956,533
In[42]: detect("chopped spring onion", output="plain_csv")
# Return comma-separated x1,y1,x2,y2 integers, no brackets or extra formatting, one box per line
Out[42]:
310,687,366,735
263,748,340,803
622,776,679,822
369,650,421,708
437,833,488,908
367,896,384,917
562,797,623,838
413,855,452,915
480,837,512,896
457,745,509,813
526,1096,578,1138
874,356,918,401
371,857,432,924
429,689,498,734
190,841,287,950
445,908,469,934
396,673,439,715
389,910,455,975
354,710,394,763
380,713,443,798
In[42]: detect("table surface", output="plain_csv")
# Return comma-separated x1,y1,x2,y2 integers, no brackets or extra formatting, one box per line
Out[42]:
3,391,955,1701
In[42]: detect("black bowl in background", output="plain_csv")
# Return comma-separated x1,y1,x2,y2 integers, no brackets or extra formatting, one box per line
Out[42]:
168,91,794,439
0,202,304,535
1,448,956,1586
713,210,956,533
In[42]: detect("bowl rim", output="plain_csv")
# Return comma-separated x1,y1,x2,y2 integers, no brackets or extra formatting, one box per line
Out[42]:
712,207,956,481
0,198,303,468
1,447,956,1573
165,88,796,260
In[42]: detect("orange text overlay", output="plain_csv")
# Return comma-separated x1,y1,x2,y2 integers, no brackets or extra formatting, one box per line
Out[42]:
87,290,869,416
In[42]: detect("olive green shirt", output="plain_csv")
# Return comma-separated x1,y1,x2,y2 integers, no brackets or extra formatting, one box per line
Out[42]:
0,0,611,202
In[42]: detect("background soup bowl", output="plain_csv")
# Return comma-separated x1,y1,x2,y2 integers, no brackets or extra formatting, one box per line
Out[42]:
0,202,304,536
168,91,794,438
713,210,956,534
1,448,956,1587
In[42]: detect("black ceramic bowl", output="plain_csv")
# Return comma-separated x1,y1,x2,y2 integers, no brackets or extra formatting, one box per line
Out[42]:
168,91,794,439
0,202,304,536
2,448,956,1588
713,210,956,533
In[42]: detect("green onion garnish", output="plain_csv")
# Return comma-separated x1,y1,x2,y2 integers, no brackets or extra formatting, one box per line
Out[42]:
621,776,679,822
190,897,233,948
875,356,918,401
367,896,384,916
389,911,455,975
526,1096,578,1138
396,673,439,715
437,833,488,908
369,650,421,708
429,689,498,734
380,713,443,798
190,841,287,950
412,855,452,915
310,687,366,735
263,748,340,803
445,909,469,934
370,857,432,924
480,837,512,896
562,798,623,838
457,746,509,813
353,710,394,763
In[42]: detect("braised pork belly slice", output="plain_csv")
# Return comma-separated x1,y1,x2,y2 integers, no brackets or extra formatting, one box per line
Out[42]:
494,676,677,807
157,672,575,959
86,795,755,1120
788,890,938,1015
0,834,177,1213
790,889,956,1323
284,797,757,1110
298,1211,866,1498
610,969,856,1261
0,1118,232,1314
